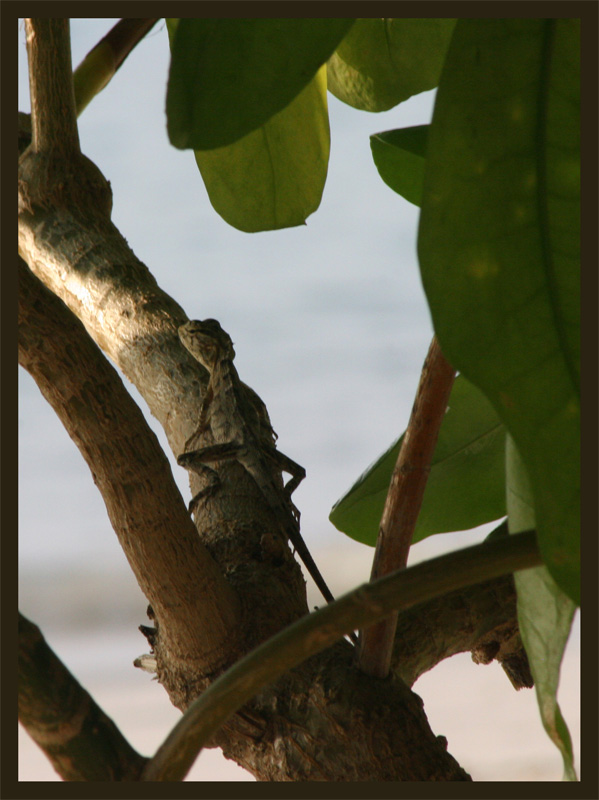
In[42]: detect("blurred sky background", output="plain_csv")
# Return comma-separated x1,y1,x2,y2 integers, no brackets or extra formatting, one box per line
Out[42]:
18,19,580,782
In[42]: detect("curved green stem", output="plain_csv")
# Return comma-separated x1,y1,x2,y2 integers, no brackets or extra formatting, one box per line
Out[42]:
143,530,540,781
73,19,160,115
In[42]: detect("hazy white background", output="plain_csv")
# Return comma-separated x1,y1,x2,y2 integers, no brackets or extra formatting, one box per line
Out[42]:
18,19,580,782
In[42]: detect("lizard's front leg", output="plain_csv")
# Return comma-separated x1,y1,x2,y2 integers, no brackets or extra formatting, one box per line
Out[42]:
177,442,244,514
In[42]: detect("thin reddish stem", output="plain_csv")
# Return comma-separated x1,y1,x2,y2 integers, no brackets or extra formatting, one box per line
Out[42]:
357,335,456,677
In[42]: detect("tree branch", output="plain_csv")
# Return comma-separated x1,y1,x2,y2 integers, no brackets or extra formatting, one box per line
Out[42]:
18,61,316,691
143,530,541,781
19,613,147,781
392,570,532,689
25,19,79,155
358,335,456,677
19,19,112,219
18,258,244,677
73,19,160,114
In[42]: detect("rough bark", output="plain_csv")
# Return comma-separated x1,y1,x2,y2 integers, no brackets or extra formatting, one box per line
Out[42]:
19,613,148,781
18,258,245,680
216,646,470,781
141,534,539,780
393,573,533,690
17,20,530,781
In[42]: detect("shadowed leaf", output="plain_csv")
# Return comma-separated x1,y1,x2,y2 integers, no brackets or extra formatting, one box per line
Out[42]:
330,376,506,546
506,437,577,780
418,19,580,602
167,18,353,150
370,125,429,206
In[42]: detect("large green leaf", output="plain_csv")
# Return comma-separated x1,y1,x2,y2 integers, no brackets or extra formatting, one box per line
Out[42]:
194,67,330,232
506,437,577,781
417,20,580,603
330,376,506,546
166,18,354,150
327,19,456,112
370,125,429,206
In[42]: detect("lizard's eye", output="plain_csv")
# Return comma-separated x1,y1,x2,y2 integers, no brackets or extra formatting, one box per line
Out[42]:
200,319,224,338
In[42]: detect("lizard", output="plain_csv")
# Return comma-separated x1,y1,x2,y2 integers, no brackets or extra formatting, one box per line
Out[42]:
176,318,337,609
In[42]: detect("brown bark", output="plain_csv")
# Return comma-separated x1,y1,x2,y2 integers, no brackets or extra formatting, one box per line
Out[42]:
18,258,245,682
17,19,532,782
17,237,474,779
19,613,148,781
393,572,533,689
142,533,539,780
219,648,468,781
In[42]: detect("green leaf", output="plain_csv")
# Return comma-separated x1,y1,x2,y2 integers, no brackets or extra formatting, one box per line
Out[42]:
166,19,354,150
327,19,456,112
330,376,506,546
517,569,578,781
194,66,329,232
165,18,179,44
370,125,429,206
418,19,580,603
505,434,536,532
506,437,578,781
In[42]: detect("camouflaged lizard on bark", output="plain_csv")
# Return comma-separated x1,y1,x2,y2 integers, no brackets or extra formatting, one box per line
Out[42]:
177,319,336,607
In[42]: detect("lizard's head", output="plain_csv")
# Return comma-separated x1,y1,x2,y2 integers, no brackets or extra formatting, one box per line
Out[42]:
179,319,235,370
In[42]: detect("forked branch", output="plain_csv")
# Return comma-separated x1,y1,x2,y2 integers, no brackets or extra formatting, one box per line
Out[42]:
18,258,244,674
143,530,541,781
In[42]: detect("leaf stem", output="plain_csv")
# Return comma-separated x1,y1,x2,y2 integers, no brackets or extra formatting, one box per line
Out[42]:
357,335,456,677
